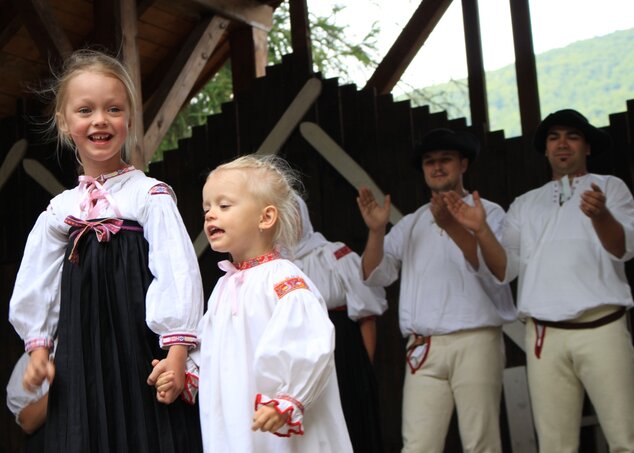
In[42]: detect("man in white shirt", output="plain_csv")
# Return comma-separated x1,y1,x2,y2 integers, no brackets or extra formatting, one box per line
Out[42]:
357,128,516,453
444,109,634,453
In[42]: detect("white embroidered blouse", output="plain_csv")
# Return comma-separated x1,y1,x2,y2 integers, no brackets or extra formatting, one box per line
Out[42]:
197,253,352,452
9,167,203,351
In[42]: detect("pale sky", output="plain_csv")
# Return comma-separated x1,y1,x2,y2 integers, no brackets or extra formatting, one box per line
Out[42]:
307,0,634,92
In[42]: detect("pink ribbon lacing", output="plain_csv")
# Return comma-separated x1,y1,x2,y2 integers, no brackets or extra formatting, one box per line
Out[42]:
65,216,143,264
78,174,122,219
215,261,246,315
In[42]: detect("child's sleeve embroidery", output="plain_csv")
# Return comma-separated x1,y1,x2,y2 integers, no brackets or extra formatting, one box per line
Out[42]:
149,183,172,196
333,245,352,260
274,277,308,299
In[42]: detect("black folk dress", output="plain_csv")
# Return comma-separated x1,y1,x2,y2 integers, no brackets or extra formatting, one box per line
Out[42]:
44,221,202,453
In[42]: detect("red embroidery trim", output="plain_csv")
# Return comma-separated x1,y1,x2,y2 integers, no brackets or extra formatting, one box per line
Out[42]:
180,372,199,405
254,394,305,437
274,277,308,299
333,245,352,260
95,165,135,183
235,251,280,270
161,333,198,348
25,338,54,353
65,216,127,264
277,393,305,414
149,183,172,195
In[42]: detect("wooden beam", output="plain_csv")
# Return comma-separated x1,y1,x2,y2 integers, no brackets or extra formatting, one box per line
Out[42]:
229,24,269,93
289,0,312,75
509,0,541,136
253,27,268,78
10,0,73,63
187,38,231,100
142,35,231,108
189,0,273,31
461,0,489,132
143,15,230,162
365,0,453,95
115,0,145,169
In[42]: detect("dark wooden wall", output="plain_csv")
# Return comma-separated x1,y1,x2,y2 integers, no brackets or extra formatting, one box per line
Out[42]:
1,53,634,452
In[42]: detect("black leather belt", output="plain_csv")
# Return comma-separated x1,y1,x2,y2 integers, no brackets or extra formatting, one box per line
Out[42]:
532,307,626,330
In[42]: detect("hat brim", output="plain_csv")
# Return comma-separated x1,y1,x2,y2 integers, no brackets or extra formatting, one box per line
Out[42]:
533,112,612,155
412,130,479,171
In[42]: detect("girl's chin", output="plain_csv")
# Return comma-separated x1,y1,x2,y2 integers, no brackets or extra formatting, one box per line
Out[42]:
208,242,229,255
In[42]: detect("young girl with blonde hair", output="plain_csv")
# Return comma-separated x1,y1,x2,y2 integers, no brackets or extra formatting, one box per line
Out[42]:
9,49,203,452
195,154,352,452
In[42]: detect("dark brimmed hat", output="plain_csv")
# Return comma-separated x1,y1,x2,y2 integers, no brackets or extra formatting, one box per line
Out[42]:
533,109,612,154
412,128,480,170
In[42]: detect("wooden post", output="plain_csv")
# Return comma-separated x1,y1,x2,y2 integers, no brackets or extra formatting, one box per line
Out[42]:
116,0,145,170
289,0,313,76
509,0,541,137
230,25,269,94
461,0,489,133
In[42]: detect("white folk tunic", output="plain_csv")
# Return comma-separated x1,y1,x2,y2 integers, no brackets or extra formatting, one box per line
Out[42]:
294,240,387,318
9,168,203,349
197,256,352,453
292,196,387,319
365,194,516,337
499,173,634,320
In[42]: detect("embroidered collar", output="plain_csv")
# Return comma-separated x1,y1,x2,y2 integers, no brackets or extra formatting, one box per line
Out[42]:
235,250,280,270
88,165,136,184
552,173,587,205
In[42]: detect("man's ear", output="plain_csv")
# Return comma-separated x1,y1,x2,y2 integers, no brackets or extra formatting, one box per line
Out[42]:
259,205,278,231
460,157,468,174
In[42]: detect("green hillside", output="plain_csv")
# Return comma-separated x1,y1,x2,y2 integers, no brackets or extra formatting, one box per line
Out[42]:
402,28,634,137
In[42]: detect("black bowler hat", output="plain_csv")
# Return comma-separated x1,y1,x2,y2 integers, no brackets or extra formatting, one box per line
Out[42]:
412,128,480,170
533,109,612,154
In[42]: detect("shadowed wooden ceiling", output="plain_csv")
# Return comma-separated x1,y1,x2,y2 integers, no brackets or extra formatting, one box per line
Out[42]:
1,0,282,166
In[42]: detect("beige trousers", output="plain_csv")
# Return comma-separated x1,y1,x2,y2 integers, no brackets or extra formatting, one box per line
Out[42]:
526,316,634,453
401,327,504,453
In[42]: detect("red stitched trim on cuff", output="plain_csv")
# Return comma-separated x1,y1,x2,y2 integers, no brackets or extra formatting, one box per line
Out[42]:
180,372,199,405
255,394,304,437
277,393,305,414
25,338,54,353
160,333,198,349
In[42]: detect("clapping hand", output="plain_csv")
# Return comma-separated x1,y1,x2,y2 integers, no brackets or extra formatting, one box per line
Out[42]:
357,187,390,232
443,190,487,233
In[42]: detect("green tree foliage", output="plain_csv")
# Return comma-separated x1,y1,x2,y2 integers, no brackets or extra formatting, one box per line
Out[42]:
155,2,379,159
404,28,634,137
